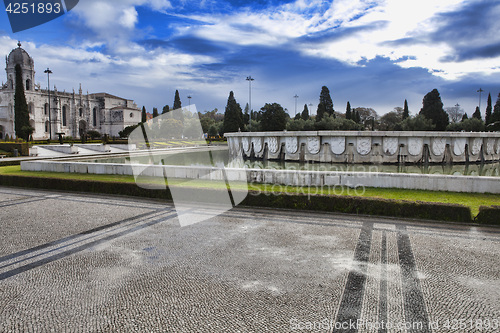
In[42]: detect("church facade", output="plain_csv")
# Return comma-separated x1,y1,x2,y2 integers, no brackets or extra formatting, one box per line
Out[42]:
0,43,142,140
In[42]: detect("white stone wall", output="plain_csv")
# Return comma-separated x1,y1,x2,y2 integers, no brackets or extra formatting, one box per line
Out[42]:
226,131,500,164
20,160,500,194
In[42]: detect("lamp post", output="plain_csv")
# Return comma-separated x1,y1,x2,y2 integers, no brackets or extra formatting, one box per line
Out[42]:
187,95,192,112
293,94,299,118
44,68,52,141
246,76,254,131
477,88,484,111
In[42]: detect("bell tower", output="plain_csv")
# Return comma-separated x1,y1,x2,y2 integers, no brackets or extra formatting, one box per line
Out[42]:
5,41,35,91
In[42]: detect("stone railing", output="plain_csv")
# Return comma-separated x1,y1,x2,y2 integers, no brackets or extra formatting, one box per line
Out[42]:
225,131,500,164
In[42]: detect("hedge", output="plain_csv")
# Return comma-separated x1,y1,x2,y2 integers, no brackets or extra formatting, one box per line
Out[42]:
475,206,500,225
0,143,29,156
0,160,21,167
0,174,474,223
239,191,473,223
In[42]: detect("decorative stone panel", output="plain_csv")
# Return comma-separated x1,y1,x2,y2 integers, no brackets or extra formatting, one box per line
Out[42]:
329,137,345,155
286,137,298,154
453,138,466,156
307,137,321,154
486,138,495,155
408,138,423,156
242,137,250,153
267,137,279,153
432,138,446,156
383,137,398,155
471,138,482,155
357,137,371,155
252,137,263,153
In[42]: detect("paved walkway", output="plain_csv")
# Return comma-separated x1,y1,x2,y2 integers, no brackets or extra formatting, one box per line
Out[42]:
0,186,499,332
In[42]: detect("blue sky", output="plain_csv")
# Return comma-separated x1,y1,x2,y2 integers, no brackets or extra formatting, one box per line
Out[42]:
1,0,500,119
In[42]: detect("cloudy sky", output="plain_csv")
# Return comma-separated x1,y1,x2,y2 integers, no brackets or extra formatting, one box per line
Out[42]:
1,0,499,118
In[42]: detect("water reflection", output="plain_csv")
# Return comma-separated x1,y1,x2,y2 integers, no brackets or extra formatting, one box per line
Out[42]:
80,149,500,177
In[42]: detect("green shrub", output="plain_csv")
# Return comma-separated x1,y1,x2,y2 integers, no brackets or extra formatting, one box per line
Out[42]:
0,142,29,156
87,130,101,140
239,191,472,222
475,206,500,224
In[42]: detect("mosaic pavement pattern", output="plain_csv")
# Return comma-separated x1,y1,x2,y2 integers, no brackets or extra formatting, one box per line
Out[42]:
0,187,499,332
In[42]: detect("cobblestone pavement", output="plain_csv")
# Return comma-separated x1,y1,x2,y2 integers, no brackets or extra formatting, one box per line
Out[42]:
0,186,499,332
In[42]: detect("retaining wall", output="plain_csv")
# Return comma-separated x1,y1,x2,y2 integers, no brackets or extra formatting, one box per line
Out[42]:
20,160,500,194
225,131,500,164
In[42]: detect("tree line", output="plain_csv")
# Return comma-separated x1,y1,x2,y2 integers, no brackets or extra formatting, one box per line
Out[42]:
222,86,500,133
120,86,500,139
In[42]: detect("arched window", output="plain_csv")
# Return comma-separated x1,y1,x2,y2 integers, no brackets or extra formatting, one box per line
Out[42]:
45,121,49,133
62,105,67,126
79,108,83,117
28,103,34,114
26,79,31,91
44,103,49,115
93,108,97,127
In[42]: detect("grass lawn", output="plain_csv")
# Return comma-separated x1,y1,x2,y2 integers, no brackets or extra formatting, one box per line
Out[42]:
1,165,499,216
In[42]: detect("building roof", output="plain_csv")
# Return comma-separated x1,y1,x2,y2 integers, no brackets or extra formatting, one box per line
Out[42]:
91,92,129,101
109,105,141,111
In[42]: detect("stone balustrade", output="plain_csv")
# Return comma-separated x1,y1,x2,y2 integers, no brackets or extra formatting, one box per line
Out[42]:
225,131,500,164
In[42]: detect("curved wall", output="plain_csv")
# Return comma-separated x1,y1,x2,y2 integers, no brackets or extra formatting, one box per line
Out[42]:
225,131,500,164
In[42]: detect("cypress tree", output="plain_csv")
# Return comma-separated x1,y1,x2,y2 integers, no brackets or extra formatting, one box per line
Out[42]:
472,106,482,120
243,103,250,125
222,91,244,134
316,86,334,121
419,89,449,131
152,107,159,123
301,104,309,120
14,64,31,140
403,99,410,119
354,110,361,123
162,105,170,114
485,93,492,125
141,106,147,123
345,101,352,120
461,113,468,122
491,93,500,130
173,90,184,123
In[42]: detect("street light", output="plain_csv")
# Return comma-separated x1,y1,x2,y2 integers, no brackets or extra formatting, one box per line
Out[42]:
44,68,52,141
477,88,484,111
246,76,254,131
187,95,192,112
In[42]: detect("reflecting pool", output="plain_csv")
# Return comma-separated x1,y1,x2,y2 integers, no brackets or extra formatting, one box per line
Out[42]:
78,148,500,177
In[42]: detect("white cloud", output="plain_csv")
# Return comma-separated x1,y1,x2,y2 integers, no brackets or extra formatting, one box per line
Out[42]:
120,7,139,29
71,0,171,45
182,0,500,81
